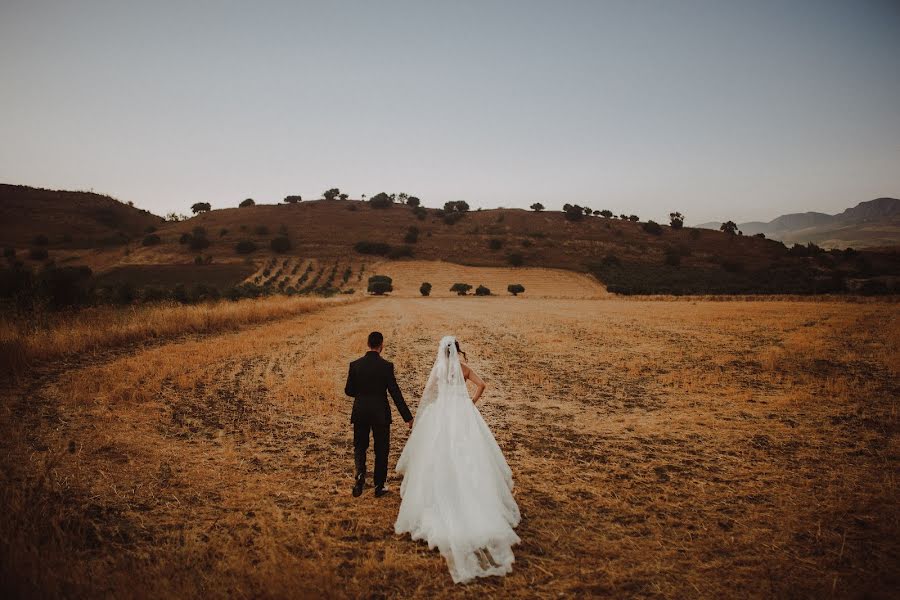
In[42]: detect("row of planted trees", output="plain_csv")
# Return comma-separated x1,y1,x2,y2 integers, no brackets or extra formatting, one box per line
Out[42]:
366,276,525,297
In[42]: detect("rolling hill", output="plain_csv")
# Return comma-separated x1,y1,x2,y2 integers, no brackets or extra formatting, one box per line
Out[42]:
697,197,900,249
2,185,898,295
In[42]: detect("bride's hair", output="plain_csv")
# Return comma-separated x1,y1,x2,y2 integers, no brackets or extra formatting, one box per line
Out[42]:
455,340,467,361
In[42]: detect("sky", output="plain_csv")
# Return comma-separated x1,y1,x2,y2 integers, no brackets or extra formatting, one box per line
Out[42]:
1,0,898,224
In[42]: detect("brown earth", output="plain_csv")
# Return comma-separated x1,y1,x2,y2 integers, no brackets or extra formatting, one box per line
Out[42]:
2,296,897,598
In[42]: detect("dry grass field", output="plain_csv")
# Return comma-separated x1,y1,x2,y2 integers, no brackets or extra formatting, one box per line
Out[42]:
1,294,898,598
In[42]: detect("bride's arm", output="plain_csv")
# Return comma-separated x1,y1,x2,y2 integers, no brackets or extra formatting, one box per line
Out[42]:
465,366,486,403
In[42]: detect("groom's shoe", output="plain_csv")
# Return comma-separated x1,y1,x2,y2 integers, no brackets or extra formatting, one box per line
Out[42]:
374,484,389,498
352,477,365,498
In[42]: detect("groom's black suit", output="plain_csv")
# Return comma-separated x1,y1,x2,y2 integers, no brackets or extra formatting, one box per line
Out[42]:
344,350,413,488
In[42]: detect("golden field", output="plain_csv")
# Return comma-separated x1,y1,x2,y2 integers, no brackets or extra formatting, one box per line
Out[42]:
1,294,898,598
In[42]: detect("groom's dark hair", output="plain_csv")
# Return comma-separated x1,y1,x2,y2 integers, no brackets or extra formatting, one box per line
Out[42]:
368,331,384,348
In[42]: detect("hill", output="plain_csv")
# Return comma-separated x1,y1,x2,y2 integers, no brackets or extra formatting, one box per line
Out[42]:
2,186,898,296
697,197,900,248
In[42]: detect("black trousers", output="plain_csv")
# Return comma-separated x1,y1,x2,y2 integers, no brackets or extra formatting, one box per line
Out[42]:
353,421,390,487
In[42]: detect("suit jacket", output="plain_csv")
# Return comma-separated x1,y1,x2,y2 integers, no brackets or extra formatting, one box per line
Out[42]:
345,351,413,425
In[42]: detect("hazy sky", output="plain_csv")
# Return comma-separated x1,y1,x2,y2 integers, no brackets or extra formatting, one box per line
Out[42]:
1,1,898,224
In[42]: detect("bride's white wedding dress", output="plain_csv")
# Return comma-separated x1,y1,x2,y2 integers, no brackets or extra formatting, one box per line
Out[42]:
394,336,521,583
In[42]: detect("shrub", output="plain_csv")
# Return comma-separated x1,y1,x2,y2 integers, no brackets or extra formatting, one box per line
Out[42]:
599,209,613,218
142,234,161,246
628,215,639,222
507,283,525,296
475,285,491,296
387,245,414,259
271,236,291,253
669,212,684,229
442,211,464,225
36,266,94,309
179,233,191,245
239,198,255,207
488,238,503,251
369,192,392,209
754,232,766,239
507,252,524,267
29,247,49,260
367,274,393,295
563,204,584,221
420,282,432,296
284,195,302,203
642,220,663,235
404,226,419,244
188,235,210,251
450,283,472,295
354,241,391,255
235,240,258,254
530,203,544,211
33,234,49,246
323,188,340,201
407,196,421,208
413,206,427,220
191,202,211,214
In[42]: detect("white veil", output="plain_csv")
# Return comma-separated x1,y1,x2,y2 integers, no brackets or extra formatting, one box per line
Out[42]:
415,335,467,417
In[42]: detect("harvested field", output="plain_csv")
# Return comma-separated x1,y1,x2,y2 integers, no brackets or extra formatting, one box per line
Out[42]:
1,296,897,598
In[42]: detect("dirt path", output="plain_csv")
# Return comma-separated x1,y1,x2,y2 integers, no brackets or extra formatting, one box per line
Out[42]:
2,297,897,598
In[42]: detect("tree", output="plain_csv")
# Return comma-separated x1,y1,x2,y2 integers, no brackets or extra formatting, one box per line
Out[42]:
369,192,392,209
642,220,663,235
367,275,393,295
475,285,491,296
563,204,584,221
628,215,639,222
669,212,684,229
407,196,421,208
284,195,302,203
619,214,628,220
235,240,258,254
530,203,544,212
450,282,472,295
166,212,188,222
720,220,738,235
271,236,291,253
507,283,525,296
323,188,340,201
420,282,432,296
239,198,255,208
444,200,470,213
599,209,613,218
339,193,349,201
398,193,408,204
191,202,211,214
583,206,592,216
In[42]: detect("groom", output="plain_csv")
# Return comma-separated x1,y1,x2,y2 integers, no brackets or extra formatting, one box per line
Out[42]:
344,331,413,498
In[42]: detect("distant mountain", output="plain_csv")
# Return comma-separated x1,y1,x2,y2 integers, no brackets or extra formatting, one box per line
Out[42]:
696,198,900,248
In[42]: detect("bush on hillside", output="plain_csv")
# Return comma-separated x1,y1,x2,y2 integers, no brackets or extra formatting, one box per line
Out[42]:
239,198,255,207
530,203,544,211
284,195,302,203
191,202,211,214
369,192,392,209
450,283,472,295
420,282,432,296
508,284,525,296
507,252,524,267
271,236,291,253
367,274,393,295
488,238,503,251
407,196,421,208
387,245,414,259
235,240,258,254
29,247,49,260
642,220,663,235
669,212,684,229
188,235,210,251
562,204,584,221
475,285,491,296
354,241,391,255
404,226,419,244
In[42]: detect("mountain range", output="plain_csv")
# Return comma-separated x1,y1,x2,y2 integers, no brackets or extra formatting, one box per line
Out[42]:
695,197,900,249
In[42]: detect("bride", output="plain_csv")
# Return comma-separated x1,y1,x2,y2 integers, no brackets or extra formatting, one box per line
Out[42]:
394,336,521,583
